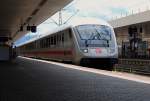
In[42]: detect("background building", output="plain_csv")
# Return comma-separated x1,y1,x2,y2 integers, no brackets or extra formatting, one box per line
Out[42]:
109,10,150,58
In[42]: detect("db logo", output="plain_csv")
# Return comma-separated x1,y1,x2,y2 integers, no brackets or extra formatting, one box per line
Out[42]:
95,48,101,54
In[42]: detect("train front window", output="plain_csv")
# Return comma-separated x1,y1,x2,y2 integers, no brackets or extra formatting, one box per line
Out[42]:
76,25,111,40
76,25,112,47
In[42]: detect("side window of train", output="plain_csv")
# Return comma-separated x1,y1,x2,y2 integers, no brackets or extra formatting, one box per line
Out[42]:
44,39,46,48
58,33,62,46
42,39,44,48
35,41,37,48
66,28,73,48
41,39,43,48
40,40,42,48
40,39,42,48
62,33,64,44
33,42,35,49
46,38,48,48
54,35,56,46
49,37,51,47
48,37,51,47
56,33,60,47
69,28,72,39
56,34,58,46
46,38,49,48
37,40,39,48
51,36,53,46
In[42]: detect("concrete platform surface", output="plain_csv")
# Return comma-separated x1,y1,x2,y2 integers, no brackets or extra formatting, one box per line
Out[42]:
0,57,150,101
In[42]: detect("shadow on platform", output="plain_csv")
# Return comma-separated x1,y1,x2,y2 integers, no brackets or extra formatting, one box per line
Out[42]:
0,60,17,68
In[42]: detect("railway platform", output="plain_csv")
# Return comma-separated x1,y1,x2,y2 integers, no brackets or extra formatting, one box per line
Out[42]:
0,56,150,101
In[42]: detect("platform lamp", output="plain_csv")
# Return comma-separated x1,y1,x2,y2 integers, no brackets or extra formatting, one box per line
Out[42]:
31,25,37,33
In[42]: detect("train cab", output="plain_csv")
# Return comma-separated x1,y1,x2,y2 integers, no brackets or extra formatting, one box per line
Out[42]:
71,23,118,66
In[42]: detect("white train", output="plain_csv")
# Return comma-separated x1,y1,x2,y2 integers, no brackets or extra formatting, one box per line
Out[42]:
17,18,118,70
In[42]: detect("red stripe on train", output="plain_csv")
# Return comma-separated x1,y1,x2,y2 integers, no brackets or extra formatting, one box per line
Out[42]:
23,50,73,56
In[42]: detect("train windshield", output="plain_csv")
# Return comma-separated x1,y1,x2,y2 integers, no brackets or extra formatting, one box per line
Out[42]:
76,25,112,47
76,25,111,40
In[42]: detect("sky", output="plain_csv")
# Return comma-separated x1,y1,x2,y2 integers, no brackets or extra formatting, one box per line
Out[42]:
15,0,150,46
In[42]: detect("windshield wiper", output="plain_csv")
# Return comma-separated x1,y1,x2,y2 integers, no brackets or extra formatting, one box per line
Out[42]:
84,32,95,47
95,27,111,41
101,38,109,47
95,28,101,39
85,40,88,47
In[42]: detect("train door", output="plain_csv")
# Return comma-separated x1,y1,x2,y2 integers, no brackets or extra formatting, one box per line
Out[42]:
63,28,73,61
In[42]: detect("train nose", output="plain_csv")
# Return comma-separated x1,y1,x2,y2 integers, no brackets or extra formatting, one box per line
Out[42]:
88,48,108,57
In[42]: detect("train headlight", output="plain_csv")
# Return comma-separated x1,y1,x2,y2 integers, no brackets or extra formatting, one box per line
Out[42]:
82,49,88,53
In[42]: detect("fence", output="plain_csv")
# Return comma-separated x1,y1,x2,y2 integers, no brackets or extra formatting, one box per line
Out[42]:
114,59,150,75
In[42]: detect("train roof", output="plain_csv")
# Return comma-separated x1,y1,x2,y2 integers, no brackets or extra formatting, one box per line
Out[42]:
17,18,112,47
67,17,111,27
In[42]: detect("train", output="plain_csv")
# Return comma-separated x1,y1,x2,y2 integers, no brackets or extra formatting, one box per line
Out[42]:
17,18,118,70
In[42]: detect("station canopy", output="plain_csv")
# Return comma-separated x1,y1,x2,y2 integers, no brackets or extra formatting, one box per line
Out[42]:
0,0,72,43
